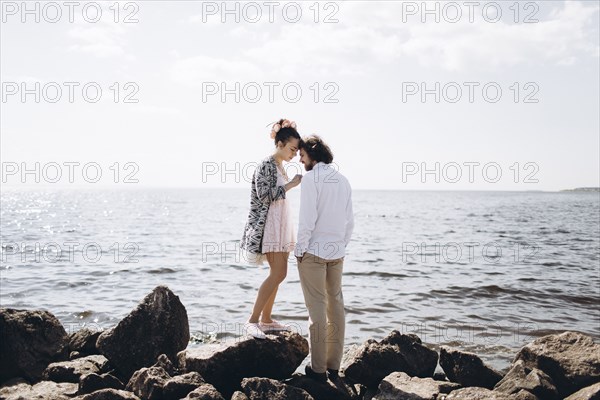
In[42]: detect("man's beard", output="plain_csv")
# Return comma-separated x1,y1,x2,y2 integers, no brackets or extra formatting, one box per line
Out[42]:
304,162,315,171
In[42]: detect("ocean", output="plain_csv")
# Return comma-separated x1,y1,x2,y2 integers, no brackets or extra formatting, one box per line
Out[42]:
1,188,599,373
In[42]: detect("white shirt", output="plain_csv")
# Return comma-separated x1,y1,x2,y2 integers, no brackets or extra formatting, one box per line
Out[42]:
295,162,354,260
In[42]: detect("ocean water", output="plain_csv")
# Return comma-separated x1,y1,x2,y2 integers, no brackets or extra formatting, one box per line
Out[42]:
1,188,599,373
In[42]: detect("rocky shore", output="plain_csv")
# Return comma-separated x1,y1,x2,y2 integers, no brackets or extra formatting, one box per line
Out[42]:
1,285,599,400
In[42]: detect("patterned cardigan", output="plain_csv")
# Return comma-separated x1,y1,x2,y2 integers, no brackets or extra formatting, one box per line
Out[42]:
241,155,286,255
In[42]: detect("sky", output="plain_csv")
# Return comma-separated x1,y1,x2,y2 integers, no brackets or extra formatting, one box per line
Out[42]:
1,0,599,191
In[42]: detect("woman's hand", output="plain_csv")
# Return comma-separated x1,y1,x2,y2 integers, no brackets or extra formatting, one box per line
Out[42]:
290,174,302,187
284,174,302,191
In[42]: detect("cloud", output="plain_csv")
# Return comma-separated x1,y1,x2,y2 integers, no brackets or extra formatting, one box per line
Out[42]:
168,1,599,81
129,104,181,116
236,1,600,74
397,1,599,70
66,8,137,59
169,55,262,86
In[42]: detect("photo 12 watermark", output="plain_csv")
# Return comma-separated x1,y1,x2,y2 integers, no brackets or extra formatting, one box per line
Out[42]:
200,81,339,104
397,321,542,345
1,81,140,104
1,1,139,23
401,82,540,104
201,161,340,184
196,1,339,24
196,240,540,265
401,162,540,184
1,241,140,264
401,241,540,265
1,162,140,184
196,321,306,344
399,1,540,24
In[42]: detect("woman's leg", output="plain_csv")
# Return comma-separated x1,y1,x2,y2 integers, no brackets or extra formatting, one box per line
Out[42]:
260,285,278,323
248,252,288,323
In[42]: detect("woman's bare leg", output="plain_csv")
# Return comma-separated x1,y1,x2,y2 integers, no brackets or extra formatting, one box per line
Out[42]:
248,252,288,323
261,285,278,323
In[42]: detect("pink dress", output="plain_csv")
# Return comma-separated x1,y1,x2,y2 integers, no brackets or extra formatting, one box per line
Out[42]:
261,166,296,255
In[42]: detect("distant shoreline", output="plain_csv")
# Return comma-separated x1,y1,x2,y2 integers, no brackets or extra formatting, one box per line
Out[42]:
560,187,600,192
2,185,600,193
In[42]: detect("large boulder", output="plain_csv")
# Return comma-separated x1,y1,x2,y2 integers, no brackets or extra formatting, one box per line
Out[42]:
231,391,250,400
43,354,109,383
74,388,142,399
564,382,600,400
125,366,171,400
70,328,102,356
439,346,503,389
342,331,438,388
493,359,559,399
241,377,314,400
373,371,461,400
182,383,226,399
0,308,70,383
0,379,78,399
96,286,190,381
79,372,125,394
285,374,355,400
178,331,308,396
513,331,600,397
163,372,206,399
444,386,537,399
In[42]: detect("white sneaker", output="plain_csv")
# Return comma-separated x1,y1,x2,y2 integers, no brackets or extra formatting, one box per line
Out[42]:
243,322,266,339
259,319,291,332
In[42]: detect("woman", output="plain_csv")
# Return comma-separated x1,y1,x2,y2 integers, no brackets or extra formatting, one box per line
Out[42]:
241,119,303,339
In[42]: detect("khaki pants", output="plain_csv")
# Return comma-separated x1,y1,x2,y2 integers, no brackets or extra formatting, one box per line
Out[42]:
298,253,345,373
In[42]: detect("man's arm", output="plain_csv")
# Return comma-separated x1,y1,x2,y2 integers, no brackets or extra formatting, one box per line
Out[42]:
344,186,354,248
295,174,318,258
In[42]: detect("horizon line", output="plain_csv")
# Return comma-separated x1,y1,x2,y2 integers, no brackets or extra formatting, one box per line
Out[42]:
2,185,599,193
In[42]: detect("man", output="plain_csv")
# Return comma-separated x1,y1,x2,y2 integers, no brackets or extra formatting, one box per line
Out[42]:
295,135,354,383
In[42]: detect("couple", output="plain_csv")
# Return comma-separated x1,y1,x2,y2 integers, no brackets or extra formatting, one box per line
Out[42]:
240,118,354,382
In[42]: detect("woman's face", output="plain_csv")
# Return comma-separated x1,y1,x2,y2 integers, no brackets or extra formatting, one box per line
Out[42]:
277,137,300,162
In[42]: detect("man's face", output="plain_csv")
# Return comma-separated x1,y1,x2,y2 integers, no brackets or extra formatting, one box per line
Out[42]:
299,148,316,171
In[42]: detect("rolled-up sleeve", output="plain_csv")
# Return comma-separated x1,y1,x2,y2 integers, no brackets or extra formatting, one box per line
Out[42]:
255,161,286,204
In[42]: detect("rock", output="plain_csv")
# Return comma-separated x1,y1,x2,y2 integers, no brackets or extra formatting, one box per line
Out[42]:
443,386,515,399
231,391,250,400
342,331,438,388
241,377,314,400
433,372,448,382
153,353,179,376
96,285,190,381
513,390,541,400
564,382,600,400
285,374,354,400
79,372,125,394
163,372,206,399
178,331,308,396
0,308,70,383
75,388,142,399
125,366,170,400
183,383,226,399
439,346,503,389
43,354,109,383
493,359,559,399
514,331,600,397
0,379,78,399
70,328,102,356
373,371,461,400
